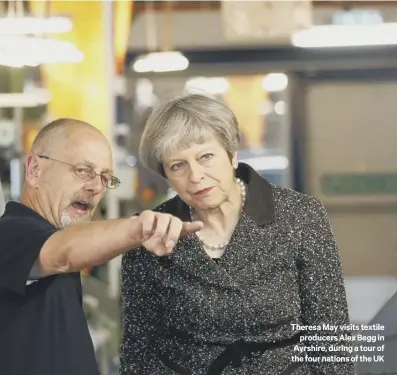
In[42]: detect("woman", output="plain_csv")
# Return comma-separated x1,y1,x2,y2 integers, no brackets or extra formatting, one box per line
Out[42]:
120,94,355,375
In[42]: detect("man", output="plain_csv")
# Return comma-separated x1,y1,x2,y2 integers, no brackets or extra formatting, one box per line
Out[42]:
0,118,202,375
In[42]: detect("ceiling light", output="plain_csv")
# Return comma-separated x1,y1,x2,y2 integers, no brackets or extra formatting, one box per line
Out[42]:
0,89,51,107
0,36,83,67
262,73,288,92
133,51,189,73
292,23,397,48
274,101,286,115
0,16,73,35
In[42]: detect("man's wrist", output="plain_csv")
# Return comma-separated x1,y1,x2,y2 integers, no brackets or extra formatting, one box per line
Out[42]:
126,216,143,248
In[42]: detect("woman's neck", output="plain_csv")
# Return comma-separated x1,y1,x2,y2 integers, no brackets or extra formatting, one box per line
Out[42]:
192,180,244,237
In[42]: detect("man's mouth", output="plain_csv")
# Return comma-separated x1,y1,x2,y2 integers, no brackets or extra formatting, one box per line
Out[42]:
71,201,91,213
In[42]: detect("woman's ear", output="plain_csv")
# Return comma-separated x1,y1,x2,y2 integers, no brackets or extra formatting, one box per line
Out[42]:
232,151,238,169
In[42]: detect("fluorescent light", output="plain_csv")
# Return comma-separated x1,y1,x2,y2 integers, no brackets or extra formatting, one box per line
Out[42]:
133,51,189,73
0,17,73,35
0,90,51,107
185,77,229,95
274,100,286,115
262,73,288,92
0,36,83,67
292,23,397,48
239,156,289,170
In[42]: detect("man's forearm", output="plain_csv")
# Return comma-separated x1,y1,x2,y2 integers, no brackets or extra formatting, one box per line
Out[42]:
33,210,201,278
39,217,141,275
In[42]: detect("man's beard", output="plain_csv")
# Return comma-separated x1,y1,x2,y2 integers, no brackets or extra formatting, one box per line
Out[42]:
60,192,95,228
60,210,92,228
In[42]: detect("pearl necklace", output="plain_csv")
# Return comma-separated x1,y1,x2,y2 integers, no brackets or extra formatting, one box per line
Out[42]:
189,178,246,251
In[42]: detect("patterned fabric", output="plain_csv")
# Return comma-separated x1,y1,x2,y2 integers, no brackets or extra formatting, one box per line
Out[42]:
120,163,355,375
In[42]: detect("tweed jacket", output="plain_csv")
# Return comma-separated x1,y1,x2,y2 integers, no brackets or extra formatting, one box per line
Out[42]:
120,163,355,375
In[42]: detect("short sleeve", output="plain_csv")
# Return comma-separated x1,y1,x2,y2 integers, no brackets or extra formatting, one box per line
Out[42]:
0,216,58,295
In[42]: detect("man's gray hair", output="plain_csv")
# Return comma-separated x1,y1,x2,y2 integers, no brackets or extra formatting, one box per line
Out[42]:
139,94,240,176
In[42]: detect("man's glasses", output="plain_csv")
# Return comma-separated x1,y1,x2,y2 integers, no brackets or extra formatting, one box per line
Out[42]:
38,155,121,189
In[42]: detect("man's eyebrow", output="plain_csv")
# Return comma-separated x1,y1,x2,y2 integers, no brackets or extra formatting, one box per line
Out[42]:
102,168,114,174
82,160,113,174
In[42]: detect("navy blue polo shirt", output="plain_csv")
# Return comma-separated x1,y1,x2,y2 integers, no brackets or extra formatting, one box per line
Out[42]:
0,202,100,375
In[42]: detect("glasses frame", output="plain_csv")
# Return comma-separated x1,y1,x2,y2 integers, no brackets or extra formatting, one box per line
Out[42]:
37,154,121,189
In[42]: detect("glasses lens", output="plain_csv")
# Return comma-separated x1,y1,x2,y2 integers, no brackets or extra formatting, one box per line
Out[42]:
75,164,96,181
101,175,120,189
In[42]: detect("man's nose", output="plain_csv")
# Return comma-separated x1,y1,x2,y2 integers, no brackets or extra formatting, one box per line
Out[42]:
83,175,104,195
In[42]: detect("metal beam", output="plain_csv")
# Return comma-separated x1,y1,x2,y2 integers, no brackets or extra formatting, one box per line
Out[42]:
132,0,397,13
126,45,397,76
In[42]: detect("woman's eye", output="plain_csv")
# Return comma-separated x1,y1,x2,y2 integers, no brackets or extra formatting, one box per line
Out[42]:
171,162,184,171
201,153,213,160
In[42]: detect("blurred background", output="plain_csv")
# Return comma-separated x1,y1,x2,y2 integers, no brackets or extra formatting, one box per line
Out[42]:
0,0,396,374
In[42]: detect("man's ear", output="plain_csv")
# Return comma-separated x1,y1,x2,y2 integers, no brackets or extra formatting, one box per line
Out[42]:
25,154,41,188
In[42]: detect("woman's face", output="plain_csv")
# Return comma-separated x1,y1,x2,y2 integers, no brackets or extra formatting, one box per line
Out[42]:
163,131,237,211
